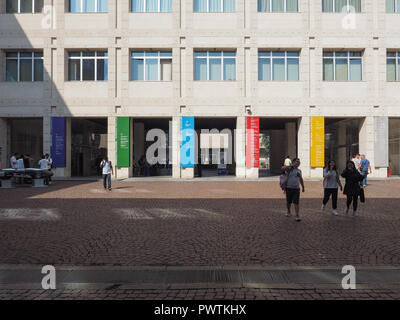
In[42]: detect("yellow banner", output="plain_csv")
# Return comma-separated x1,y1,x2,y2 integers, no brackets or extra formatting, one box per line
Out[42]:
310,117,325,167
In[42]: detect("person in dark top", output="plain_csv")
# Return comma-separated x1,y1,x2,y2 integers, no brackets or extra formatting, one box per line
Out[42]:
341,160,364,217
23,154,33,168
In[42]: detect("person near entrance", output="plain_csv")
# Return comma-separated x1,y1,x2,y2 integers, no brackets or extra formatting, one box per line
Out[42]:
284,155,292,167
100,156,113,191
341,161,364,217
10,153,18,169
321,160,343,216
38,155,50,185
351,154,361,173
359,154,372,187
45,153,54,184
282,158,305,222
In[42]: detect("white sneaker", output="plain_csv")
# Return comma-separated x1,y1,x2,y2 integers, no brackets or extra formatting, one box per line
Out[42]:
353,211,359,217
321,204,325,211
345,207,349,214
332,210,338,216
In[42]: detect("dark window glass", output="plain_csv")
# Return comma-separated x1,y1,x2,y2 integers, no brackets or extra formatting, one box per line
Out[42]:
69,59,81,80
82,59,95,80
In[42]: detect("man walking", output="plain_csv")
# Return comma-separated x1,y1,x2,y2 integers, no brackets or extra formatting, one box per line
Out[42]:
100,156,113,191
360,154,372,187
283,158,305,222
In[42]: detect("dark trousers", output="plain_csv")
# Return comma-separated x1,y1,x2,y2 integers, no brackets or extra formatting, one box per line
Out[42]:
323,188,338,209
346,194,359,211
103,174,111,189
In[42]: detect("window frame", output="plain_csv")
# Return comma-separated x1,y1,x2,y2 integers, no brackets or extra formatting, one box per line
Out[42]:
193,0,235,13
194,50,237,81
322,0,361,13
322,51,363,81
68,0,108,13
5,51,43,82
130,51,173,81
67,51,108,81
258,51,300,81
387,51,399,81
257,0,298,13
130,0,172,12
5,0,44,14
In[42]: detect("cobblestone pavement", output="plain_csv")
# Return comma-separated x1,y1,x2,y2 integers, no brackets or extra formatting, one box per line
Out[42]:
1,288,400,300
0,180,399,267
0,180,399,299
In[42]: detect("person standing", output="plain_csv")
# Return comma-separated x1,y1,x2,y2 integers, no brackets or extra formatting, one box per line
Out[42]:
359,154,372,188
45,153,53,184
341,161,364,217
283,158,305,222
284,155,292,167
100,156,113,191
351,154,361,173
38,155,50,185
10,153,18,169
321,160,343,216
17,155,25,169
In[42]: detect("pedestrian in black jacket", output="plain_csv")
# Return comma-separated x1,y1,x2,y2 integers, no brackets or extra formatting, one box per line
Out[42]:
341,160,364,217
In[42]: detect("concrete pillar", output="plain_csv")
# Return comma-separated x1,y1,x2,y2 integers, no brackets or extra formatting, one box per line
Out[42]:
0,118,7,169
285,122,297,160
107,116,117,177
172,116,180,178
360,116,386,178
298,116,311,177
235,116,246,178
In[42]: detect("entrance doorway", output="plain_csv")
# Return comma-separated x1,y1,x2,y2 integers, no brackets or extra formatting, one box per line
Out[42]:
132,118,172,177
325,118,362,172
71,118,107,177
195,117,236,177
259,118,298,176
389,118,400,176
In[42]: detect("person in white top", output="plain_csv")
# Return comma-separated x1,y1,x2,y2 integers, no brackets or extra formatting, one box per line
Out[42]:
45,153,53,184
100,156,113,190
38,155,50,185
10,153,18,169
351,154,361,173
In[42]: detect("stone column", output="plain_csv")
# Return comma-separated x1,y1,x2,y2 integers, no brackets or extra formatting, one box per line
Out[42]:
235,116,246,178
298,116,311,177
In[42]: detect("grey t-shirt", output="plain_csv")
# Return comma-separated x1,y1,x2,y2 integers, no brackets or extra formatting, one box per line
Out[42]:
287,168,302,189
323,168,340,189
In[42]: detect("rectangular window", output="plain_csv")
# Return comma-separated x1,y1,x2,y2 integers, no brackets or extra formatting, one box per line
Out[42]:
130,51,172,81
387,52,400,81
131,0,172,12
323,51,362,81
6,0,44,13
322,0,361,12
258,51,299,81
194,51,236,81
194,0,235,12
5,52,43,82
387,0,400,12
258,0,298,12
68,0,108,12
68,51,108,81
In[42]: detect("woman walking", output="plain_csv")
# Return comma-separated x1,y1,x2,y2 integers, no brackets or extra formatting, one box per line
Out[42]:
321,160,343,216
100,156,113,191
341,161,364,217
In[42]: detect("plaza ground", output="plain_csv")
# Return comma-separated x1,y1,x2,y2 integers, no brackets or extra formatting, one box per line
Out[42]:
0,179,399,300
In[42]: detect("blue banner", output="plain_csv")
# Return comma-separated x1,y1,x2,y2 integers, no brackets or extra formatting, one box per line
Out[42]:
51,117,66,167
180,116,195,167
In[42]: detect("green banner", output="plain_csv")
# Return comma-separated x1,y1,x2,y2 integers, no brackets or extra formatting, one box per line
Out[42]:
116,117,130,167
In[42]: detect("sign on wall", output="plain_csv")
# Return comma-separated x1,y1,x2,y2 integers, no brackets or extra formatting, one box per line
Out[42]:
51,117,66,167
116,117,130,167
180,116,195,167
246,117,260,168
310,117,325,167
374,116,389,168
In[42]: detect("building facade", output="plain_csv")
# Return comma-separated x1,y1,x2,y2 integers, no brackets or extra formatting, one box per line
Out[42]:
0,0,400,178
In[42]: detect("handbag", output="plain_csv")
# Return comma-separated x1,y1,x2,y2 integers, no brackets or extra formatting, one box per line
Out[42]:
359,187,365,203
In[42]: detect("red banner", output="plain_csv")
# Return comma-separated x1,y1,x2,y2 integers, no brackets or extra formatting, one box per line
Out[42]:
246,117,260,168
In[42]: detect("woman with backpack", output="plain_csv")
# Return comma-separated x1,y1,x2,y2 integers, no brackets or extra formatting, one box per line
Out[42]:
341,160,364,217
321,160,343,216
